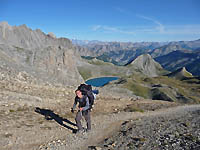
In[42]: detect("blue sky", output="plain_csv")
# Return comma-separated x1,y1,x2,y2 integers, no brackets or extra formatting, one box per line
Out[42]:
1,0,200,42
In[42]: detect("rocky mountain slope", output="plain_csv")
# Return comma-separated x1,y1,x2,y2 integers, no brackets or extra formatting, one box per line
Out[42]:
95,105,200,150
73,39,200,58
73,39,200,75
78,53,167,82
167,67,193,80
0,22,72,49
73,40,166,65
0,22,200,150
79,53,200,103
0,21,83,86
155,50,200,76
126,54,165,77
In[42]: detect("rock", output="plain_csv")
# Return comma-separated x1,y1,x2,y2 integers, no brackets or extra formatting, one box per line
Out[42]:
95,147,102,150
96,106,200,150
0,22,84,86
128,54,164,77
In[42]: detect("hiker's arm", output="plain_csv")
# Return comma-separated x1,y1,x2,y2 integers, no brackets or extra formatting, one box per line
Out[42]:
81,97,90,111
72,97,78,110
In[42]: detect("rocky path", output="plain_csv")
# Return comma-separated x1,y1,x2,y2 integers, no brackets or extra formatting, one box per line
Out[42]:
0,73,197,150
38,105,200,150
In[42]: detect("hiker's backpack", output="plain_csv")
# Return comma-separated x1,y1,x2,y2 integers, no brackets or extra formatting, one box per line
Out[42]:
77,84,95,108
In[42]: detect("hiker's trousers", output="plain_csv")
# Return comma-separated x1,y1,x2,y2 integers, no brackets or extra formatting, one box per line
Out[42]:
75,110,91,131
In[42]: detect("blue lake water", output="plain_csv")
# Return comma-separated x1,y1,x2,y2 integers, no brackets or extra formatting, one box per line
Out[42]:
85,77,119,87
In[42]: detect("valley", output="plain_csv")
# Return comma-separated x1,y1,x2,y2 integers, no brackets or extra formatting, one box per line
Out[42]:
0,22,200,150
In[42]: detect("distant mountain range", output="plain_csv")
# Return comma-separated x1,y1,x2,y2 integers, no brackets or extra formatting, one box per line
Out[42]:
73,39,200,76
1,21,199,102
0,21,169,87
74,41,168,66
1,20,199,90
155,50,200,76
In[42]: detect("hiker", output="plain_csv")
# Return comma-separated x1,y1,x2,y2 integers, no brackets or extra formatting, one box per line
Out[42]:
71,89,91,133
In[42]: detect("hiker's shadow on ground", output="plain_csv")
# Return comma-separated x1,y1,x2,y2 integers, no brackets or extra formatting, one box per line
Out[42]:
35,107,77,134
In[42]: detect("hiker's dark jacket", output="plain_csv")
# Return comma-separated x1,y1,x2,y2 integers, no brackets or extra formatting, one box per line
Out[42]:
72,95,90,111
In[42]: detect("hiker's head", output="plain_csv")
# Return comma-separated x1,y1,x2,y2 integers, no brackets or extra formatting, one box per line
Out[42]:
75,90,83,98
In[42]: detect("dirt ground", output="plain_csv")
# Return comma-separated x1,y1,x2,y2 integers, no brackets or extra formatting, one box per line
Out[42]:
0,79,180,150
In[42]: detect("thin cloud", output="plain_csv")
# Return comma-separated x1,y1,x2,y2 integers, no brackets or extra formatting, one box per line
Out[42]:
133,24,200,35
91,25,135,35
111,8,200,36
91,22,200,38
136,14,165,33
113,7,129,14
136,15,200,35
92,25,102,31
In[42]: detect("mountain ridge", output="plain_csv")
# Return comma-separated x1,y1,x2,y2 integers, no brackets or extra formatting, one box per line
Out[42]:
167,67,193,80
155,50,200,76
127,54,165,77
73,39,200,76
0,21,83,86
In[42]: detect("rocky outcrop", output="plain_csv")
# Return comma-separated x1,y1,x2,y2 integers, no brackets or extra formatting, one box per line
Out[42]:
155,50,200,76
96,105,200,150
0,21,72,49
0,21,83,86
167,67,193,80
128,54,164,77
150,84,192,103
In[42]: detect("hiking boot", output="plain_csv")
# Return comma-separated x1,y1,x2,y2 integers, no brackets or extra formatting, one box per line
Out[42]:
86,129,91,133
76,129,85,134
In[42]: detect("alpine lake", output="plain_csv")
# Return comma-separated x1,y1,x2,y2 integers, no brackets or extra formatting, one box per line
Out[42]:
85,77,119,87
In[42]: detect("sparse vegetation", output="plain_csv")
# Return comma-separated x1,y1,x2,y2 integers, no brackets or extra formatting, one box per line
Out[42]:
123,76,151,99
87,58,113,66
13,46,24,52
77,67,92,80
1,21,200,150
9,109,15,112
144,76,200,103
125,82,151,99
26,55,31,63
120,74,200,103
88,60,107,66
124,105,144,112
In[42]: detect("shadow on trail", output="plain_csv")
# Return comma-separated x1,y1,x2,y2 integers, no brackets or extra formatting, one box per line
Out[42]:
35,107,77,133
